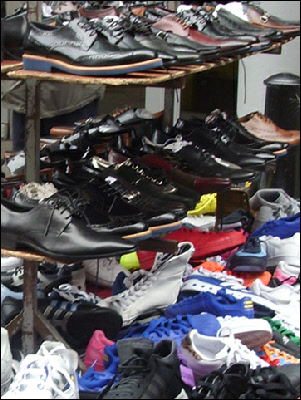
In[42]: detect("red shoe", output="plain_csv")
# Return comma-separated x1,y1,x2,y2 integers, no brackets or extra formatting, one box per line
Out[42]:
164,228,247,264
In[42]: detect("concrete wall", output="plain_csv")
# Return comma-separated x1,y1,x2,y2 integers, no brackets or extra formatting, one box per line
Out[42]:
236,1,300,117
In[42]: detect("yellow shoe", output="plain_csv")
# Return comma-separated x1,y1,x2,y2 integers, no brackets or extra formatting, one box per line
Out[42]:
188,193,217,216
120,251,140,271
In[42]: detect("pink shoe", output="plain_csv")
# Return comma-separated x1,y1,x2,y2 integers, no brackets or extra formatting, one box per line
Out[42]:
273,269,298,286
84,330,115,371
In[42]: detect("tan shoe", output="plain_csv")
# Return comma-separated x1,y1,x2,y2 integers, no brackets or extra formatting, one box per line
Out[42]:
239,112,300,145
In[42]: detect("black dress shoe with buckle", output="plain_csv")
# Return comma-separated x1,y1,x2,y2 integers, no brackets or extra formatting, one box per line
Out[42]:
1,196,138,261
23,18,163,76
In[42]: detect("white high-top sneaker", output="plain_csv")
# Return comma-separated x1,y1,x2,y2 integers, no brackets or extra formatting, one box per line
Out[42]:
99,242,195,326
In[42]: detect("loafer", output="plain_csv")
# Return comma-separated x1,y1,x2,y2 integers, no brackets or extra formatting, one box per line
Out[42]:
23,19,163,76
1,197,137,262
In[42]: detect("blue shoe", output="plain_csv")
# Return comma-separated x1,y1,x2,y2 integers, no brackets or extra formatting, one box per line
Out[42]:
164,289,254,319
225,237,268,272
121,314,221,347
79,344,119,392
251,212,300,239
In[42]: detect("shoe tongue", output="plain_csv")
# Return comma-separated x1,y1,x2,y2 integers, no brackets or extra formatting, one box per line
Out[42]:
117,338,154,364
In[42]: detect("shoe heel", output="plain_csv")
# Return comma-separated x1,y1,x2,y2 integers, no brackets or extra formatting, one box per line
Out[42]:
23,56,53,72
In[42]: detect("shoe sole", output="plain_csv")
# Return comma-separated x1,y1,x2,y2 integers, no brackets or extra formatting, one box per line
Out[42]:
122,229,153,242
23,54,163,76
1,233,137,262
149,221,182,237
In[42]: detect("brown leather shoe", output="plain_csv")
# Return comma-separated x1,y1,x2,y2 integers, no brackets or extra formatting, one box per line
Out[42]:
220,2,300,37
152,15,252,55
78,6,119,19
239,112,300,145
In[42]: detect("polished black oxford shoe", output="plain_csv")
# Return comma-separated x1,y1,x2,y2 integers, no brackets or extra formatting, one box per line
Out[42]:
22,18,163,76
1,197,138,261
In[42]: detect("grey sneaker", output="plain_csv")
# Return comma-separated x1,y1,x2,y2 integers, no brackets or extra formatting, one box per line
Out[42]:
250,189,300,231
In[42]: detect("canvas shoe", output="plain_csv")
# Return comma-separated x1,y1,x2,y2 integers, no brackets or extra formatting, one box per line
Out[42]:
100,338,188,399
1,256,23,273
251,212,300,239
216,315,273,350
164,288,254,319
83,257,131,287
84,330,115,372
225,237,268,273
260,233,300,268
180,329,268,379
98,242,195,326
2,340,79,399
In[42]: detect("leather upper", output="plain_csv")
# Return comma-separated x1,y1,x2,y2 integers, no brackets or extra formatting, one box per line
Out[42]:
24,19,159,66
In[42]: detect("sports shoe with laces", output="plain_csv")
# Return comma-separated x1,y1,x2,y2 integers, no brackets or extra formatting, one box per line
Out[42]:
238,364,298,399
164,288,254,319
163,228,247,264
2,340,79,399
83,257,131,287
251,212,300,239
180,330,268,379
48,284,102,304
225,237,268,273
99,338,188,399
191,363,251,399
1,327,18,397
216,315,273,350
98,242,195,326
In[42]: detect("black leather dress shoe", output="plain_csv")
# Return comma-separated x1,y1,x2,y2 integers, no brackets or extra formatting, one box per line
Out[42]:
1,197,138,261
23,18,163,75
1,7,27,60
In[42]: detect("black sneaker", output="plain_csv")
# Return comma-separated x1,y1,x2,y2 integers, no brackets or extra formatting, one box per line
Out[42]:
99,338,188,399
192,363,251,399
239,365,298,399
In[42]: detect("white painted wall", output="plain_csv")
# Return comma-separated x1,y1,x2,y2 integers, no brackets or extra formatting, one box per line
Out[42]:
236,1,300,117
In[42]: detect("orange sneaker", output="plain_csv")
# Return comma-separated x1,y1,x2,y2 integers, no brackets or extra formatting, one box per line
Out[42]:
195,260,225,273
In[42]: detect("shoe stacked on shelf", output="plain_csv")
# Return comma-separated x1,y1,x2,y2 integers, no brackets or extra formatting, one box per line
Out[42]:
1,0,299,75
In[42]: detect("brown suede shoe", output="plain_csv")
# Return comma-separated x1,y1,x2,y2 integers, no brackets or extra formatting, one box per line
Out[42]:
239,112,300,146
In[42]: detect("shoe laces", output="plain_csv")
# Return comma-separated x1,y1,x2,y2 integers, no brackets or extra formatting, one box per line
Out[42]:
118,158,169,186
224,335,269,369
110,270,158,311
77,18,99,37
50,284,102,304
7,353,75,398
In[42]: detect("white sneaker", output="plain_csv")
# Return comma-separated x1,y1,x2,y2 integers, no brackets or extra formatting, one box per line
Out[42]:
180,329,268,379
181,215,216,231
1,257,23,273
1,328,14,396
250,278,300,305
83,257,130,287
216,315,273,350
2,341,79,399
277,260,300,278
99,242,195,326
260,232,300,267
